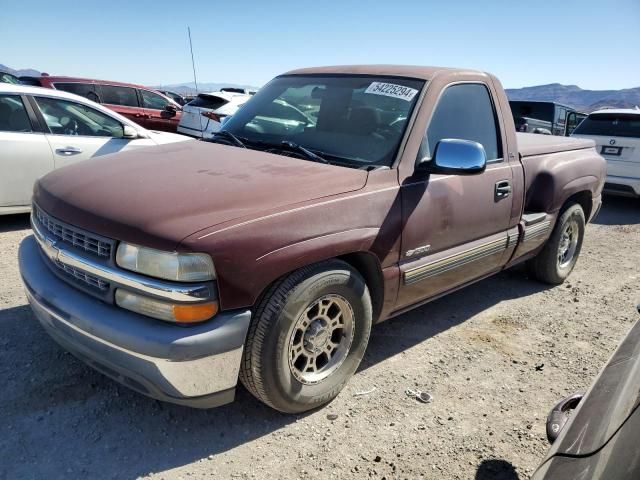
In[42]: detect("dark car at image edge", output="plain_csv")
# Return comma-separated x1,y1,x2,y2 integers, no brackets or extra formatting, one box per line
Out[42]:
533,308,640,479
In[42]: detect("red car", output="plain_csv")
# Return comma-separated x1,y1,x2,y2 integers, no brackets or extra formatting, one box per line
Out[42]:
20,75,182,132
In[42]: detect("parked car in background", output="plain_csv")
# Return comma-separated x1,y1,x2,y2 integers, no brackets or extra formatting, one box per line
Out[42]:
509,100,586,136
177,91,251,138
19,75,183,133
156,89,187,106
0,84,191,215
0,71,20,84
572,108,640,198
220,87,258,95
19,65,604,413
533,308,640,479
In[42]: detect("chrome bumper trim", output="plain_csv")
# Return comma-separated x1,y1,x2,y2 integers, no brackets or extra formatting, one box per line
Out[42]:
32,216,215,303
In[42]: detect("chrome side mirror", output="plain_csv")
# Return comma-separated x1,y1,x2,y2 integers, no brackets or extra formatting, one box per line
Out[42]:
416,139,487,175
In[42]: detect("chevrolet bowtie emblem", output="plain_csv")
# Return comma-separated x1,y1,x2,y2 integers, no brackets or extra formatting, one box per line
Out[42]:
43,237,60,262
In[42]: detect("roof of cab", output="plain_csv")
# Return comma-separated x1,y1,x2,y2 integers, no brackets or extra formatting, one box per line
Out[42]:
282,64,482,80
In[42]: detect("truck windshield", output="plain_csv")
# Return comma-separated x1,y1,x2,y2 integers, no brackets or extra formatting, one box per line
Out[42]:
220,75,425,168
573,113,640,138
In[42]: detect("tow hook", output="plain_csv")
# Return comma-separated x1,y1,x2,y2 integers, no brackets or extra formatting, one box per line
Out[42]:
546,391,584,443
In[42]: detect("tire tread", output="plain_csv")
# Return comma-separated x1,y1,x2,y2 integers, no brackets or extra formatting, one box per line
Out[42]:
239,260,358,410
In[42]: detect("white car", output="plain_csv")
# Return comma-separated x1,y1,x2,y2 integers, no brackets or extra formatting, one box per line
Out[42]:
572,108,640,198
177,91,251,139
0,84,192,215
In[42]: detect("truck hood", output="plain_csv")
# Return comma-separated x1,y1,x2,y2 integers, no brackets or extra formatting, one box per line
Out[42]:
34,141,368,250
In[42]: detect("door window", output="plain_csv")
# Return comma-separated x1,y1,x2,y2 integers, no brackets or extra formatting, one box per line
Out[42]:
34,96,125,137
53,82,101,103
566,112,587,135
140,89,170,110
426,83,501,161
0,95,32,132
556,107,567,126
100,85,139,107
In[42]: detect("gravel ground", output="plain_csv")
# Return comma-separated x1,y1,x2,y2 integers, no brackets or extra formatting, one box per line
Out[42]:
1,196,639,480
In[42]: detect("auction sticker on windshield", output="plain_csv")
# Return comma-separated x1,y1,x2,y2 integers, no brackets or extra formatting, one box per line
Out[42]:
365,82,419,102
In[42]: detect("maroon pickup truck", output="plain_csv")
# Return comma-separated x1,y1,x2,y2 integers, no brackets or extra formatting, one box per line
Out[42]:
19,65,605,413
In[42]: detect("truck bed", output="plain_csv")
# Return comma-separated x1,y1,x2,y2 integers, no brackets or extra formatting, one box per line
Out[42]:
517,132,595,157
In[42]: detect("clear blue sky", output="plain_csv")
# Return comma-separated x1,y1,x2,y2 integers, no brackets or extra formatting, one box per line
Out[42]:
2,0,639,90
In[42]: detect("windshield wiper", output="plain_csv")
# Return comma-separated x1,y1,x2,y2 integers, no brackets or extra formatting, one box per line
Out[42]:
278,141,329,164
208,130,246,148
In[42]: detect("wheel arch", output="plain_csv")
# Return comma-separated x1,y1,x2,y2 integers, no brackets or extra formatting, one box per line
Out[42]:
338,251,385,323
561,190,592,220
251,250,385,323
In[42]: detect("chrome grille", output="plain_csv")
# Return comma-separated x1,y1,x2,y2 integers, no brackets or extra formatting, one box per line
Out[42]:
54,260,110,291
34,206,112,259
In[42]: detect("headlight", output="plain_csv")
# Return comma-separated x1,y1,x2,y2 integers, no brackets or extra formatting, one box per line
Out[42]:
115,289,218,323
116,243,215,282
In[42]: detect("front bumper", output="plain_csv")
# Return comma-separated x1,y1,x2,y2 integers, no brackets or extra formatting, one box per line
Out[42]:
19,235,252,408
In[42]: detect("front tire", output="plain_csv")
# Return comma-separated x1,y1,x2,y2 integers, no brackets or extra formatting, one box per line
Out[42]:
527,203,585,284
239,260,372,413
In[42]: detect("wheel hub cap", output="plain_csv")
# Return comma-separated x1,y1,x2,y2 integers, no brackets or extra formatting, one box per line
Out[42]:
557,219,579,268
288,294,355,384
304,320,330,354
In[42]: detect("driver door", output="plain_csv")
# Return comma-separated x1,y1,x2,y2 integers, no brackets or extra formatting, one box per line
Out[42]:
139,89,180,132
397,82,514,308
32,95,133,169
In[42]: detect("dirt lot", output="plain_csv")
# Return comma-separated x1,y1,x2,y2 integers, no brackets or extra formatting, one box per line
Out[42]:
1,196,639,480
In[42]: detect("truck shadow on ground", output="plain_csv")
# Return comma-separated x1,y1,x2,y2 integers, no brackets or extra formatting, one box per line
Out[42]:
360,265,547,374
0,264,548,479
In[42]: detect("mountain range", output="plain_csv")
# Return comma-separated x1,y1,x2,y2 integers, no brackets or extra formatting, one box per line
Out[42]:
0,63,41,78
152,82,260,96
2,63,638,111
505,83,640,112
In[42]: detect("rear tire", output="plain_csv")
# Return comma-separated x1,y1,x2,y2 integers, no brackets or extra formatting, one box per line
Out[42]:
239,260,372,413
527,203,585,285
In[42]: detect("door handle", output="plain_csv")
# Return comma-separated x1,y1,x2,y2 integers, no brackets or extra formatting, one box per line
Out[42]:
55,147,83,156
495,180,512,198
